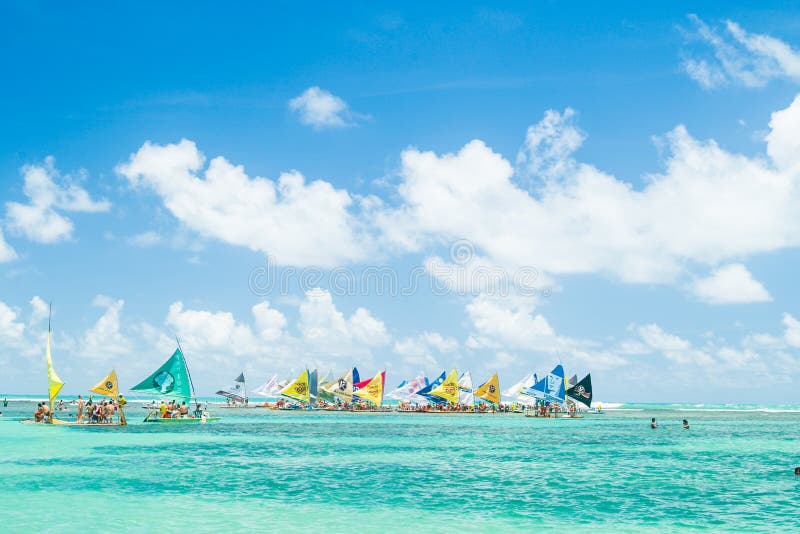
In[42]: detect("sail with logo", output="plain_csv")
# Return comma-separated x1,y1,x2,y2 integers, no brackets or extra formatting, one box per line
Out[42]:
415,371,447,405
321,368,354,402
280,369,311,404
353,371,385,406
520,364,566,404
430,369,460,404
131,344,220,423
216,373,247,403
566,373,593,407
458,371,474,406
474,373,500,404
385,371,428,402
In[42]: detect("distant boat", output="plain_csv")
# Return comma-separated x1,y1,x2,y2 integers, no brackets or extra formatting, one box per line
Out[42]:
131,342,220,423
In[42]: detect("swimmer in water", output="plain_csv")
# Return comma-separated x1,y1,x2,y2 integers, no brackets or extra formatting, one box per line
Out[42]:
650,417,658,429
682,419,690,429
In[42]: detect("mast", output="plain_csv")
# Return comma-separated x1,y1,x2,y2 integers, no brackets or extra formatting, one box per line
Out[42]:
47,302,52,420
176,337,198,405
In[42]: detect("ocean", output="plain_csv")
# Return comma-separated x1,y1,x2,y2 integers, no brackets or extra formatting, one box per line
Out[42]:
1,399,798,533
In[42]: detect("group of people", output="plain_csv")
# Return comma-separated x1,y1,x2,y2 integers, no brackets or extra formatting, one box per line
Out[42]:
651,418,690,429
76,394,126,424
157,400,206,419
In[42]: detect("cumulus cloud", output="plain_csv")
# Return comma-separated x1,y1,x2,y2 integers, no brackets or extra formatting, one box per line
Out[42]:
117,139,369,266
5,157,110,243
252,301,287,341
393,332,458,368
81,296,133,359
681,15,800,89
288,86,363,129
0,301,26,343
299,288,390,351
782,313,800,348
0,229,17,262
692,264,772,304
380,96,800,286
127,231,162,247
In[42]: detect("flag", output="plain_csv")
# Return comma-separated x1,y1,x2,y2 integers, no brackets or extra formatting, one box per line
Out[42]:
90,369,119,398
475,373,500,404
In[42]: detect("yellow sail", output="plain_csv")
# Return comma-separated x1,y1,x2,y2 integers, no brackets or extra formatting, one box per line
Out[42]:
475,373,500,404
354,371,384,406
280,369,310,403
430,368,459,404
90,369,119,398
45,331,63,408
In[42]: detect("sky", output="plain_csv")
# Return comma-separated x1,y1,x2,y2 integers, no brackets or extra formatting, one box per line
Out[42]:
2,2,800,402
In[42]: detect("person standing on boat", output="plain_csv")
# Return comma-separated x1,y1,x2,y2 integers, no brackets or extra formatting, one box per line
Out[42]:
76,394,85,423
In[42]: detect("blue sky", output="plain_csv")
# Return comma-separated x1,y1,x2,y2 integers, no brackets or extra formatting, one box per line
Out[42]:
2,2,800,402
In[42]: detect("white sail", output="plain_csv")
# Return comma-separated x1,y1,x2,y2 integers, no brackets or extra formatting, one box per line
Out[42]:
385,371,428,401
251,374,282,398
458,370,474,406
503,371,536,399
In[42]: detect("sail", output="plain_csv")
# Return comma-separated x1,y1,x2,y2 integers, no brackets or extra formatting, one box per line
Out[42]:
502,371,535,398
321,368,353,402
566,373,593,407
309,369,319,400
568,374,578,388
415,371,447,405
280,369,310,403
353,371,385,406
90,369,119,398
216,375,246,402
430,368,460,404
385,372,428,401
352,367,360,386
251,375,281,398
521,364,566,403
45,330,64,406
458,371,474,406
131,347,192,400
474,373,500,404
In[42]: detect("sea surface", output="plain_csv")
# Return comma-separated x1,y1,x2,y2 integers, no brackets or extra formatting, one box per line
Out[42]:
1,398,799,533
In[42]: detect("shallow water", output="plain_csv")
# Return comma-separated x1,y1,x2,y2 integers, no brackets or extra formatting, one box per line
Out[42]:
1,401,799,533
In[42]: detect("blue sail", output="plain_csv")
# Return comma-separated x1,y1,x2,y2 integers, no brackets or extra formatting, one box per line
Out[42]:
415,371,447,405
521,364,565,403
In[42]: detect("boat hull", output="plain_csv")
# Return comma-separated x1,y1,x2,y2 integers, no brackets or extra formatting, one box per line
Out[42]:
144,417,221,423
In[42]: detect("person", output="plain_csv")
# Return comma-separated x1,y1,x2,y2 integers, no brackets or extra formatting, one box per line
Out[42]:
682,419,690,429
194,403,203,418
117,394,127,408
77,394,85,423
58,399,64,411
795,467,800,475
34,403,44,422
159,400,167,418
105,400,115,422
651,417,658,429
42,402,51,422
179,401,189,417
3,397,7,407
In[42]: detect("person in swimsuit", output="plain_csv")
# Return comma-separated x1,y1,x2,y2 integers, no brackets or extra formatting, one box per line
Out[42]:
682,419,690,429
77,394,85,423
650,417,658,429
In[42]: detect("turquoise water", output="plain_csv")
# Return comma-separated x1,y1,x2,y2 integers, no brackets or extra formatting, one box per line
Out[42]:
1,401,799,533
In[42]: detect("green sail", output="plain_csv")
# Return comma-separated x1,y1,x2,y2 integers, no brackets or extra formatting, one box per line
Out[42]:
131,348,192,400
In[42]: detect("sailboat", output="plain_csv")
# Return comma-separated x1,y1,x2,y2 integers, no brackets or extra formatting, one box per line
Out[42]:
131,343,220,423
352,370,385,408
217,373,248,407
278,369,311,407
474,373,501,406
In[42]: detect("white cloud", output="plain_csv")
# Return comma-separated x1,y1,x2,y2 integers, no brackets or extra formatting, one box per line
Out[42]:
81,296,132,359
128,231,162,247
380,97,800,286
692,264,772,304
298,288,390,351
681,15,800,89
251,301,286,341
5,157,110,243
0,229,17,262
166,301,258,355
393,332,458,369
289,86,361,128
29,296,49,325
782,313,800,348
116,139,369,266
637,323,714,366
0,301,26,342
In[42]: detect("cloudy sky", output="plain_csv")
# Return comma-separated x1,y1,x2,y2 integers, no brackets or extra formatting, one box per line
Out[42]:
2,3,800,402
